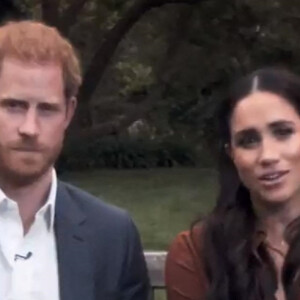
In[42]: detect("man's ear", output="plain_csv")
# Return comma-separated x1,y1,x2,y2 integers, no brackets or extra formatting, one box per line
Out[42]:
64,96,77,129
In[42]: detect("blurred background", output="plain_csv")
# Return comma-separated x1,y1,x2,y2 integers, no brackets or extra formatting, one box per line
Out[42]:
2,0,300,298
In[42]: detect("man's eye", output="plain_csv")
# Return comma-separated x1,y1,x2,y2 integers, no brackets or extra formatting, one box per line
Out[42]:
39,104,59,112
7,102,17,108
2,100,26,110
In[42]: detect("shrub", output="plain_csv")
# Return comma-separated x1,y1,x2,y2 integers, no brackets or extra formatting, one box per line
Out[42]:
57,135,201,172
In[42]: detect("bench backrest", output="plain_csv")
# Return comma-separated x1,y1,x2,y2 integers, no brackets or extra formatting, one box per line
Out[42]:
144,251,167,299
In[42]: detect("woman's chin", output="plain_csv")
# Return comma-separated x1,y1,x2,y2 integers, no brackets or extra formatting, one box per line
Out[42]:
257,190,291,206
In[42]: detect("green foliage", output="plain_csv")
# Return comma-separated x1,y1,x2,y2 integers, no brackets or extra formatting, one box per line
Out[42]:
116,61,154,96
57,135,200,171
14,0,300,166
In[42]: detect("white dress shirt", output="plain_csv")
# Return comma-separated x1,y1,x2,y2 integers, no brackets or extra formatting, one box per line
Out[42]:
0,169,59,300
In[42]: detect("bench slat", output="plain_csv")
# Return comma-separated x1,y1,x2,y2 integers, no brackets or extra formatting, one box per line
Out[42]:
144,251,167,288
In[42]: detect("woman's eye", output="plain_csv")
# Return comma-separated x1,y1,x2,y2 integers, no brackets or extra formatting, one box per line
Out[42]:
235,134,260,149
273,127,294,139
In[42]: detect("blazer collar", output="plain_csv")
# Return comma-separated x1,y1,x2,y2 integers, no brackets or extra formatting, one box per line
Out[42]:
55,181,94,300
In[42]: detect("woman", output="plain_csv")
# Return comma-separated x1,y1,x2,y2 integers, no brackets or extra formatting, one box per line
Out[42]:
165,68,300,300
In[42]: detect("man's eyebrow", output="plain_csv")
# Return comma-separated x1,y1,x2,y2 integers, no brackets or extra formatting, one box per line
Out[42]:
0,97,28,104
38,102,61,109
0,97,61,104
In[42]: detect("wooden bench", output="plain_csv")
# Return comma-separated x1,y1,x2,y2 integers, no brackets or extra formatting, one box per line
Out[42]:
144,251,167,300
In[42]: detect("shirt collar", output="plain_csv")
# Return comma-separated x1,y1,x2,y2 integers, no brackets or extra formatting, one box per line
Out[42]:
0,169,57,231
38,168,57,231
0,185,7,205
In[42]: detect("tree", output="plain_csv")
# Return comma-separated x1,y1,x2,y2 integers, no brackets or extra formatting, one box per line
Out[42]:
0,0,24,21
10,0,300,148
19,0,206,131
76,0,203,128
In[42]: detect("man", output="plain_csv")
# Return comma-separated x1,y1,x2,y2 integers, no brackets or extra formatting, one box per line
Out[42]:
0,20,149,300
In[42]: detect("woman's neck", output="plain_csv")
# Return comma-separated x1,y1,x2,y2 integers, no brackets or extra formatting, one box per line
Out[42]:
252,193,300,243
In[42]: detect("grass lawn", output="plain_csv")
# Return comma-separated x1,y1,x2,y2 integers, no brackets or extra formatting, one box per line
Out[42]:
61,167,218,299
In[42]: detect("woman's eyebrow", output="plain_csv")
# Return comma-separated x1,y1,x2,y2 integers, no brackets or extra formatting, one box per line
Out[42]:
268,120,295,128
234,127,257,137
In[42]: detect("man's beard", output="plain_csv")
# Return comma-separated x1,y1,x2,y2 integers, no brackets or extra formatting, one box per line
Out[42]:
0,142,63,187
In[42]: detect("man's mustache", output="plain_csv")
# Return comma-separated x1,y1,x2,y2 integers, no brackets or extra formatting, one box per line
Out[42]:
7,143,46,152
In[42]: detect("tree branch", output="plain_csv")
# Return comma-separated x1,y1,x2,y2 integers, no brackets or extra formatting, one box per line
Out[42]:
78,0,203,112
59,0,88,35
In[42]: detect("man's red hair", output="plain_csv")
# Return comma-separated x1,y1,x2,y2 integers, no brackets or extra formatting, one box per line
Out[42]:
0,20,82,98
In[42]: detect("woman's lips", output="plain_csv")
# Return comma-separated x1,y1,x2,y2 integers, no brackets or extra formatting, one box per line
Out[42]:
258,170,289,187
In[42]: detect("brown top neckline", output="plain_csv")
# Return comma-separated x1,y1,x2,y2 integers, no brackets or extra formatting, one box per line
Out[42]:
252,216,300,256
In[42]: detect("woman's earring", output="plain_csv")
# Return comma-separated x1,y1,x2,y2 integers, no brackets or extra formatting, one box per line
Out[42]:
224,143,232,159
224,143,229,152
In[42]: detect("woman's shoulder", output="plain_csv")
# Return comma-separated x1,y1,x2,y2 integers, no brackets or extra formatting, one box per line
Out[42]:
165,224,208,299
167,224,205,269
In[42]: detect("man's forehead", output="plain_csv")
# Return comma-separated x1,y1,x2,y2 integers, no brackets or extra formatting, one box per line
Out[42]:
0,93,63,104
1,56,61,69
0,57,63,82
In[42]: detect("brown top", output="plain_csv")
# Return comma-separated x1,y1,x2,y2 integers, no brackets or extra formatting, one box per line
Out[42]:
165,227,289,300
165,228,208,300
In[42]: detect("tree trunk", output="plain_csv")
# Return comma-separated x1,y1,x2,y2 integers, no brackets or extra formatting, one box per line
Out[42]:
72,4,195,137
76,0,202,128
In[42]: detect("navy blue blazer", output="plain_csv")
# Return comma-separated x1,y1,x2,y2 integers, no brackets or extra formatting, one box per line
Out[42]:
54,181,150,300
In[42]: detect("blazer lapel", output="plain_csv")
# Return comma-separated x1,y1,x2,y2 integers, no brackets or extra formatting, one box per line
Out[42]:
55,182,94,300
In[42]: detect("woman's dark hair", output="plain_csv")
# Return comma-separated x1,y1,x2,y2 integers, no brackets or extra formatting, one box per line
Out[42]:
200,68,300,300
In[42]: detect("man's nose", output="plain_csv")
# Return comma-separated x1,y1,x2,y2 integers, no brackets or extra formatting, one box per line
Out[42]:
18,109,39,138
